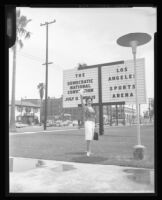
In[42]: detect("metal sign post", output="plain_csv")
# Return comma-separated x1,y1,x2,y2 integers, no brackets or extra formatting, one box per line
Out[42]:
98,66,104,135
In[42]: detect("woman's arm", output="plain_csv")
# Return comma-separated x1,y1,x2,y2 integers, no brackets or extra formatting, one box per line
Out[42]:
80,94,85,110
79,89,86,111
79,90,86,124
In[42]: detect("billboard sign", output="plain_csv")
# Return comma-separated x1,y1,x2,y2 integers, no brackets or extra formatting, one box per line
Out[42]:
63,58,146,108
63,68,98,108
102,58,146,104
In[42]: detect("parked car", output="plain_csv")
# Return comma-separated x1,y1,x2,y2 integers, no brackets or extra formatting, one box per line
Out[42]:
55,120,62,127
16,122,27,128
62,120,70,126
72,120,78,126
52,122,57,127
46,120,53,127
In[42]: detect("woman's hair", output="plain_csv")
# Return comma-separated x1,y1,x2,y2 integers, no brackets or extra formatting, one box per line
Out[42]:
86,97,93,103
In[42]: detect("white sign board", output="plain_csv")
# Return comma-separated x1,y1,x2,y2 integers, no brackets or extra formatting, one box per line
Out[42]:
63,68,98,108
102,58,146,104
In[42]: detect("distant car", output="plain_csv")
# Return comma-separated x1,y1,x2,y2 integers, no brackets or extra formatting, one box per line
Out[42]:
55,121,61,127
46,121,51,127
62,121,69,126
46,122,50,127
52,122,57,127
16,122,27,128
72,120,78,126
46,120,55,127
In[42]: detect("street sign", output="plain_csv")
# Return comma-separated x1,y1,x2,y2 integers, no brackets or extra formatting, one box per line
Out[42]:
102,58,146,104
63,68,98,108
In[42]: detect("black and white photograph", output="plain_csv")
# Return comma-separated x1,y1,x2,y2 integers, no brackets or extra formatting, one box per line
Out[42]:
8,6,156,193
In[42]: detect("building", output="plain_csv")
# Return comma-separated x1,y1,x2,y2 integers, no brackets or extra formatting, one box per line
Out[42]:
21,99,41,107
23,97,136,126
40,97,136,125
9,100,41,125
94,104,136,126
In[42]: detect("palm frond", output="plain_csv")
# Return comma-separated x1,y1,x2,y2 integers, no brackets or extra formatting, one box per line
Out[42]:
25,31,31,39
19,16,28,27
18,16,32,28
17,27,27,37
37,83,41,89
17,39,23,49
26,19,32,25
15,10,32,46
37,83,45,100
37,83,45,89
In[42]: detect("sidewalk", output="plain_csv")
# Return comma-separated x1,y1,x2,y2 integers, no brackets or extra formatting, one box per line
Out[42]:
10,128,79,135
10,125,79,135
10,157,154,193
10,123,154,135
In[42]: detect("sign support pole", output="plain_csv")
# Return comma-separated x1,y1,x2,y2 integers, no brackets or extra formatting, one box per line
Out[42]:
98,66,104,135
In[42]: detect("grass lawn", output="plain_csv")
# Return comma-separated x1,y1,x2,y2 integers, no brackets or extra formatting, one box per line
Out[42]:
9,125,154,169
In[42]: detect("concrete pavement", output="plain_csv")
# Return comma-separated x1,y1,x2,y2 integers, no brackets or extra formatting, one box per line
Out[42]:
10,157,154,193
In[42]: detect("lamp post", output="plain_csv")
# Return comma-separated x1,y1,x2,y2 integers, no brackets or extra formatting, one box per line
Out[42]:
117,32,151,160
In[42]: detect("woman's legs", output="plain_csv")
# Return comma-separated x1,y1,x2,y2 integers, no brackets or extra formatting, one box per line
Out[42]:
86,140,91,152
86,140,91,156
85,121,95,156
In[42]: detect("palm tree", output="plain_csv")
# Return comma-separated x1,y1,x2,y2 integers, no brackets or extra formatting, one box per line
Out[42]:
37,83,45,125
10,9,31,132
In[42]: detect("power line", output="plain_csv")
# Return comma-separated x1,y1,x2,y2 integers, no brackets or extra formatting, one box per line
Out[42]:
17,52,43,62
19,51,44,61
18,53,43,63
17,51,63,71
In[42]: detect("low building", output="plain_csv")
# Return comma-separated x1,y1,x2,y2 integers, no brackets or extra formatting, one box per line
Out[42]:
9,101,41,125
23,97,137,126
94,104,136,126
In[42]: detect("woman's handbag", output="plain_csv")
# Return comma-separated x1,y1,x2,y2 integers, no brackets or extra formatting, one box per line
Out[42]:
93,131,99,140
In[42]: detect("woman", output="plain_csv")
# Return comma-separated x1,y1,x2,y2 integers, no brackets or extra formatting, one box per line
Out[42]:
79,89,96,157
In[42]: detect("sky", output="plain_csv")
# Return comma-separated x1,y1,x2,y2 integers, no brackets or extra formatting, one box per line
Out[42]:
9,7,156,112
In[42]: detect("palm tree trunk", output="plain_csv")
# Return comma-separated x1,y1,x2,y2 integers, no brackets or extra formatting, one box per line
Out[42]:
10,44,17,132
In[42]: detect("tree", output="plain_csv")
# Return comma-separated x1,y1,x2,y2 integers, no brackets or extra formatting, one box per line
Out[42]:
77,63,88,69
10,9,31,132
37,83,45,125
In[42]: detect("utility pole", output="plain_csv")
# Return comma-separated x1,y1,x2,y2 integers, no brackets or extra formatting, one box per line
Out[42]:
40,20,56,130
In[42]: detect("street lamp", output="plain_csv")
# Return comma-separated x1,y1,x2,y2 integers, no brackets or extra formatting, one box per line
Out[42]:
117,32,151,160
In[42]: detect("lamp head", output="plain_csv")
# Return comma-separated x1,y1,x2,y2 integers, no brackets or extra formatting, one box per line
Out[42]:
117,32,151,48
